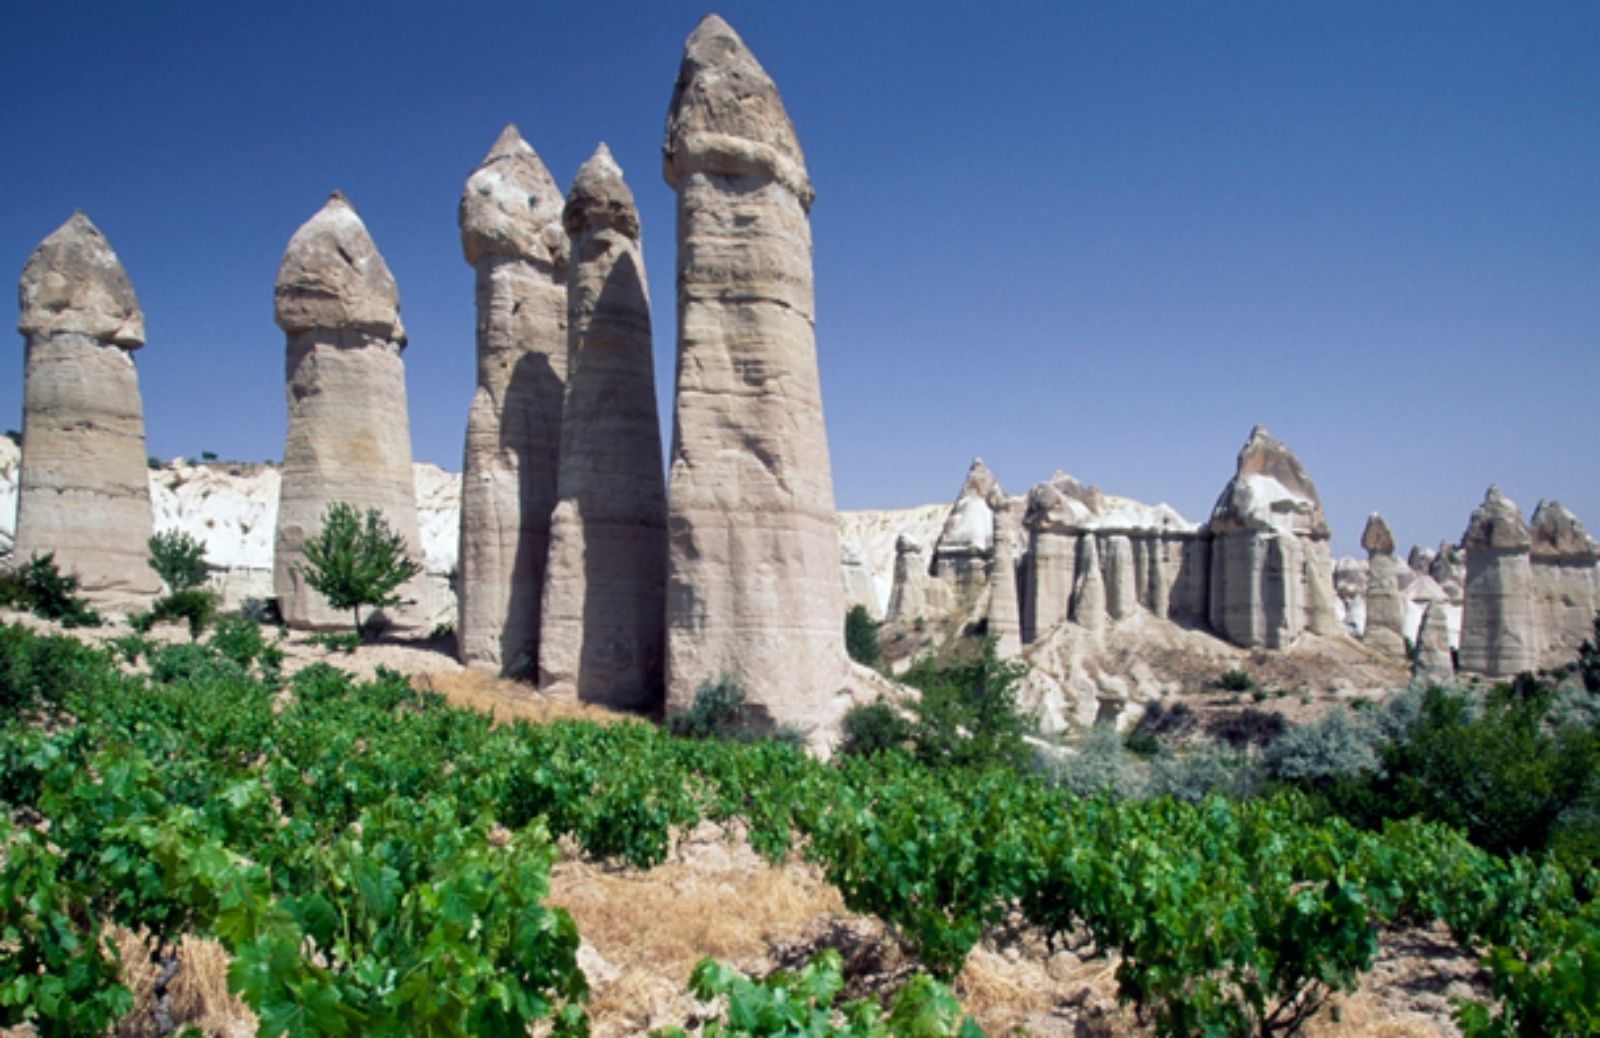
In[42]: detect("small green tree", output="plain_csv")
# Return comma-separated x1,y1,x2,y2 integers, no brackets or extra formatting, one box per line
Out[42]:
147,530,208,592
296,503,421,639
844,604,881,667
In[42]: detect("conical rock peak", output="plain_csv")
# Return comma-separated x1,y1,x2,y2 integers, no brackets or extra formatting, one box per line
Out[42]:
460,124,567,268
565,143,640,240
663,14,812,206
274,194,404,340
19,211,144,348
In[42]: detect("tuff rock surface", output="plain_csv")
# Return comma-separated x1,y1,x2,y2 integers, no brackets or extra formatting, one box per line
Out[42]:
1361,514,1408,658
457,125,569,673
273,194,428,631
13,212,159,605
1529,500,1599,669
1457,487,1536,677
538,145,666,708
662,15,848,732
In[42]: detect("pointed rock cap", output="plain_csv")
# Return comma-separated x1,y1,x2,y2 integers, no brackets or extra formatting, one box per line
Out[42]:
663,14,813,208
18,211,144,348
274,192,405,341
1208,425,1330,538
1530,500,1598,561
1406,573,1448,604
1462,486,1531,552
1361,514,1395,555
565,142,641,241
1025,471,1104,532
1407,544,1437,573
935,458,1000,556
459,124,567,268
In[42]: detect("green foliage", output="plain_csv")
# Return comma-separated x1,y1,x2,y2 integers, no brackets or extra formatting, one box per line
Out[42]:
668,675,749,740
1215,667,1257,693
839,699,914,757
309,630,361,655
844,604,882,667
1577,613,1600,694
652,949,983,1037
1123,701,1194,757
1047,726,1149,800
900,639,1033,770
4,553,101,627
1262,708,1383,785
208,615,283,674
296,502,422,638
147,529,209,592
146,588,219,640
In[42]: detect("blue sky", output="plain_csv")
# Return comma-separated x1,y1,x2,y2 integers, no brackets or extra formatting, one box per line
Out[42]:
3,2,1596,556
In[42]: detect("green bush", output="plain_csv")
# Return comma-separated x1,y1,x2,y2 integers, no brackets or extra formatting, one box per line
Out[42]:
839,699,914,757
296,503,422,639
1262,708,1383,785
309,630,361,655
844,604,882,667
146,530,208,592
668,676,748,740
1047,726,1149,799
1214,667,1256,693
208,615,284,676
7,554,100,627
146,588,218,640
901,638,1033,770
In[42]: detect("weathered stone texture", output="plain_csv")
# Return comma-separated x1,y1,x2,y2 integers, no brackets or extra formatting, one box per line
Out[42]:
662,15,848,730
14,212,159,605
538,145,666,708
1413,601,1456,685
273,194,427,630
457,125,569,672
1361,514,1407,657
1457,486,1537,677
988,499,1022,658
1529,500,1599,669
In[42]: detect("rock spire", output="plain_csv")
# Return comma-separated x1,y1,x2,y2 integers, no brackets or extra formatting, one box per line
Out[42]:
1360,513,1407,657
14,212,160,604
273,193,427,630
1457,486,1536,677
538,144,667,707
662,15,847,732
456,124,570,673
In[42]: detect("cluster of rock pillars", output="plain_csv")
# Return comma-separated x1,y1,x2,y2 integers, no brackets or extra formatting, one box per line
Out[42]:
10,16,1598,740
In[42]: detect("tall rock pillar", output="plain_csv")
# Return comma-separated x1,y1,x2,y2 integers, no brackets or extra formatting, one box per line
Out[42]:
987,496,1023,658
1528,501,1598,670
14,212,160,605
273,193,427,630
539,145,667,708
662,15,847,730
1361,513,1408,657
457,126,569,673
1457,486,1537,677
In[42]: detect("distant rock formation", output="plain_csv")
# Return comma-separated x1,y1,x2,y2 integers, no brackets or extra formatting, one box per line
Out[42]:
1413,600,1455,685
1206,426,1338,649
1360,514,1408,657
1457,486,1536,677
662,15,847,731
1529,500,1599,669
987,495,1022,658
932,459,1002,600
14,212,160,606
272,193,427,631
538,145,666,708
457,125,569,673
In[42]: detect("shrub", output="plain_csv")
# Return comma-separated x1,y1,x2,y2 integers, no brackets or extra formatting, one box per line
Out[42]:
668,676,748,740
146,529,208,592
147,588,217,640
839,699,914,757
1206,707,1286,749
1124,701,1195,757
309,631,361,655
1214,667,1256,693
1262,708,1384,785
844,604,882,667
1578,614,1600,694
902,638,1033,771
1148,740,1255,802
9,554,100,627
297,503,422,639
1048,726,1148,800
208,615,282,674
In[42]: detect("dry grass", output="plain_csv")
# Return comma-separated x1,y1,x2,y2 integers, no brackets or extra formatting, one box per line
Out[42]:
413,669,648,727
110,927,254,1038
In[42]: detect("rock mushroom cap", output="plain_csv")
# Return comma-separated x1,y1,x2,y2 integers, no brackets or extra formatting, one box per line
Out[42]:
18,211,145,348
1530,500,1598,561
1462,486,1531,552
1361,513,1395,555
1208,425,1331,538
459,124,567,268
564,142,640,240
274,192,405,341
663,14,813,207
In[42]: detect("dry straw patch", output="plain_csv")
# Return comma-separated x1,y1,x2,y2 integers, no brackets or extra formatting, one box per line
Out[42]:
109,927,254,1038
413,669,647,726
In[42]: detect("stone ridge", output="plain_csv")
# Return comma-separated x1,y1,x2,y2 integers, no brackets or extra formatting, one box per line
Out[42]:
273,193,405,340
663,13,813,207
460,123,568,269
18,211,145,348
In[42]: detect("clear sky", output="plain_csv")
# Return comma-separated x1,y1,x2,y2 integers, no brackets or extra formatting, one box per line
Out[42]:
3,1,1596,557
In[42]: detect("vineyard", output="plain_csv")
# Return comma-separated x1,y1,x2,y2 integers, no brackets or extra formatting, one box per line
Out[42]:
0,619,1596,1036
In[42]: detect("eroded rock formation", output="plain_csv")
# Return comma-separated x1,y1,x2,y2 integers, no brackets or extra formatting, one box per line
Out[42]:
457,125,569,672
1529,500,1599,669
662,15,847,730
14,212,160,605
1361,513,1407,657
273,193,427,630
1414,601,1455,685
1457,486,1536,677
987,495,1022,658
538,145,666,708
1206,426,1337,648
932,459,1001,600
